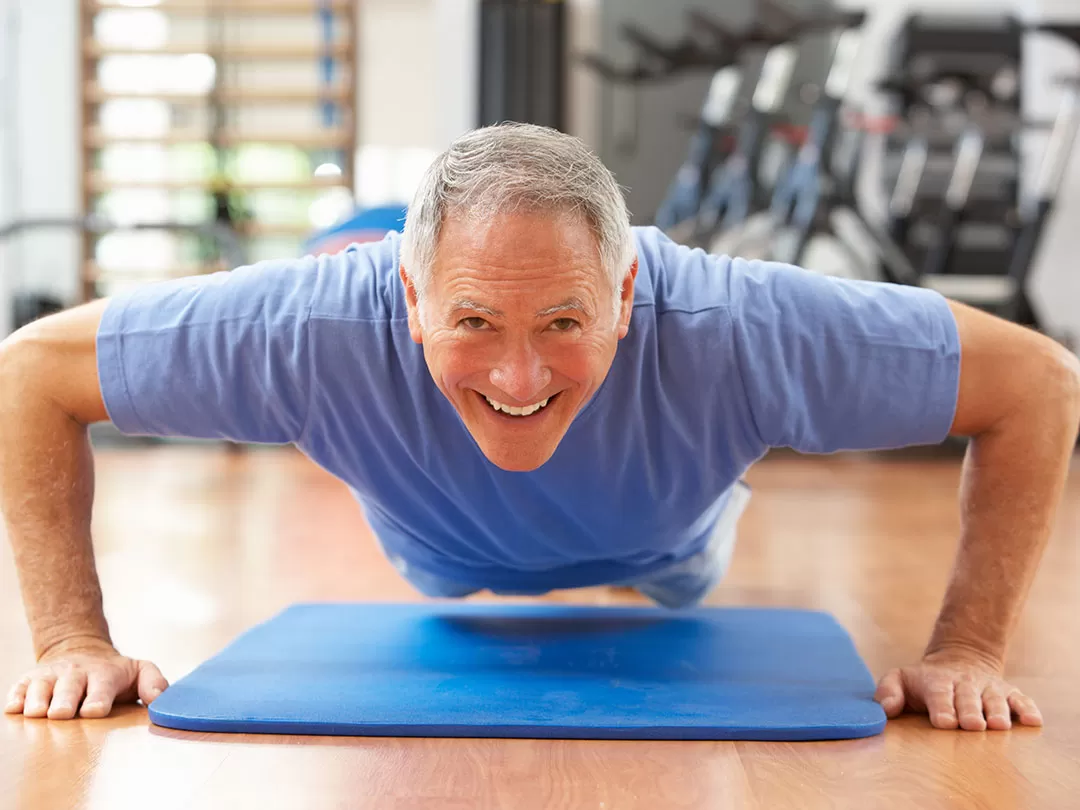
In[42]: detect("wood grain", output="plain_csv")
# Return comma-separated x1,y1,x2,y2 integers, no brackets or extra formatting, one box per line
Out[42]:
2,446,1078,809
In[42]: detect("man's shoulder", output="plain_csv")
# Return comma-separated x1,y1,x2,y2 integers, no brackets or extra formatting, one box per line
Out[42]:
631,227,888,321
630,226,732,317
304,231,407,323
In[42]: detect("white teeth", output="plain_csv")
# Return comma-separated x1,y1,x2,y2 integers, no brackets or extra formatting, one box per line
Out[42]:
484,395,551,417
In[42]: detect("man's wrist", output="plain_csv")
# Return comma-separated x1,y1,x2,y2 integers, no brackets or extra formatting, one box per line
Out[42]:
35,631,115,662
925,583,1013,669
923,632,1006,671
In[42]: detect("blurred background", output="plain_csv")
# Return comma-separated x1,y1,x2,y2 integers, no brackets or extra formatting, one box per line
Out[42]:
1,0,1078,361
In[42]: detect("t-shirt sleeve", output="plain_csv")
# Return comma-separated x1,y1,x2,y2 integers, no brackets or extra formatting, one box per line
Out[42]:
727,259,961,453
95,256,317,444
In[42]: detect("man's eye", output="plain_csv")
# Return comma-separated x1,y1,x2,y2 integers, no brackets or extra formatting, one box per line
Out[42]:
460,317,489,330
550,318,578,332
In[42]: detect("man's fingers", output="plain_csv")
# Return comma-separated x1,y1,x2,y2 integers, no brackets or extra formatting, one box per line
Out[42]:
22,676,57,719
1007,690,1044,727
136,661,169,706
47,670,89,720
925,679,958,729
80,673,117,719
954,678,986,731
4,678,30,714
874,669,905,717
983,687,1012,731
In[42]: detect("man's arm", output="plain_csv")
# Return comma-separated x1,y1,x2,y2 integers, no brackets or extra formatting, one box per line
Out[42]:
934,300,1080,662
1,301,112,654
1,301,167,719
875,299,1080,730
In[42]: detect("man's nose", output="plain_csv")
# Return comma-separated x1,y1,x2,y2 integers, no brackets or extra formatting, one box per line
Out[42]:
489,339,552,403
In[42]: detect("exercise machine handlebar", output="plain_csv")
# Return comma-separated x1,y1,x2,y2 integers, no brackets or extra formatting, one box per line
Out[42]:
580,6,866,85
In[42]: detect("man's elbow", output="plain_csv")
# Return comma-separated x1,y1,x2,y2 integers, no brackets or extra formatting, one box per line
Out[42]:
0,328,32,389
0,309,111,425
1034,338,1080,431
0,327,49,405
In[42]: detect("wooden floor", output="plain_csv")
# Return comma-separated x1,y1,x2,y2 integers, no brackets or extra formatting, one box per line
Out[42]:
2,446,1079,809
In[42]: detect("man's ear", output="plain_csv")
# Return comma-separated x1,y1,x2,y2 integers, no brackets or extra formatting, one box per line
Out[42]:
617,258,639,340
399,265,424,344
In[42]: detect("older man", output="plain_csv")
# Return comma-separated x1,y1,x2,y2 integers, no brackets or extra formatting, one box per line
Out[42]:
1,124,1077,731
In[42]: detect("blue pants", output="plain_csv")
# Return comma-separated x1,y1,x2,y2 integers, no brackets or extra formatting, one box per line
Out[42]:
385,481,752,610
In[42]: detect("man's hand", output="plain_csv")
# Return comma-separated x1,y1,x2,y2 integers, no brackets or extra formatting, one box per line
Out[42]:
874,647,1042,731
4,638,168,720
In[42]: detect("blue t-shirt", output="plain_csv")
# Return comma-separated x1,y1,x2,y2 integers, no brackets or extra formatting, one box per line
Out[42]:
96,227,960,591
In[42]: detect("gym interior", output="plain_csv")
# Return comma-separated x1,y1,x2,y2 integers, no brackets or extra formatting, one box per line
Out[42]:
1,0,1079,807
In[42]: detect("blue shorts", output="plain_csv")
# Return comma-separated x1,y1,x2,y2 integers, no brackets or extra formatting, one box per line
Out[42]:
383,481,752,610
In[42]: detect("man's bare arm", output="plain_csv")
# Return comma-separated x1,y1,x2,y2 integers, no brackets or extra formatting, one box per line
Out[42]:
875,300,1080,730
930,301,1080,662
0,300,112,656
1,301,167,719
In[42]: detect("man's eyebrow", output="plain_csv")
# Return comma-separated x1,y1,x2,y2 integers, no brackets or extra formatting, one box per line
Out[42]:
536,298,590,318
450,297,591,318
449,299,504,317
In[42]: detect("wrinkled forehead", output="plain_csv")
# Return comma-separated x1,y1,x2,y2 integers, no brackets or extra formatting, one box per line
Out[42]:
431,208,606,286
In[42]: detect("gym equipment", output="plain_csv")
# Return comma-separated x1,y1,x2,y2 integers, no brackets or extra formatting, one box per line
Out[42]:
653,67,742,233
647,7,749,236
761,27,864,265
581,4,868,242
578,2,788,86
879,14,1025,284
1001,25,1080,324
148,602,887,741
749,30,1017,274
919,110,989,279
579,17,735,85
884,105,933,259
716,14,1079,340
582,1,859,85
478,0,567,130
878,75,1020,278
692,41,800,246
881,23,1080,328
720,19,924,282
884,13,1023,142
1002,72,1080,319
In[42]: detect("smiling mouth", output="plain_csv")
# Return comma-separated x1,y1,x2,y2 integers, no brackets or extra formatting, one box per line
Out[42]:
476,391,560,418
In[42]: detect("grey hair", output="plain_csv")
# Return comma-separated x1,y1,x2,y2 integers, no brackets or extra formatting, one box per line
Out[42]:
400,123,636,322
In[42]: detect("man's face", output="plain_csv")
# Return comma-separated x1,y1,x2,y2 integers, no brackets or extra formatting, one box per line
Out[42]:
401,210,637,472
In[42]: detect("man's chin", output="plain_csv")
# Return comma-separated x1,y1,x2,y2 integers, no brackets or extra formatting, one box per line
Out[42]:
466,427,565,471
477,443,559,472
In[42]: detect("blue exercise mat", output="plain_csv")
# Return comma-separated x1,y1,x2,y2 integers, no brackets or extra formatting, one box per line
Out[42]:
148,602,886,741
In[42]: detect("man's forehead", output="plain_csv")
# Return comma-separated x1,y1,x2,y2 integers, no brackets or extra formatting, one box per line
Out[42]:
433,210,605,284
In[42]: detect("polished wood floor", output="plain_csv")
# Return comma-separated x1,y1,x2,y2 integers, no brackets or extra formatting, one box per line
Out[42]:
2,445,1079,809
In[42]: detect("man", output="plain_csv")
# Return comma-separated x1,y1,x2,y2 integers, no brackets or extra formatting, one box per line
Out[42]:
1,124,1076,731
